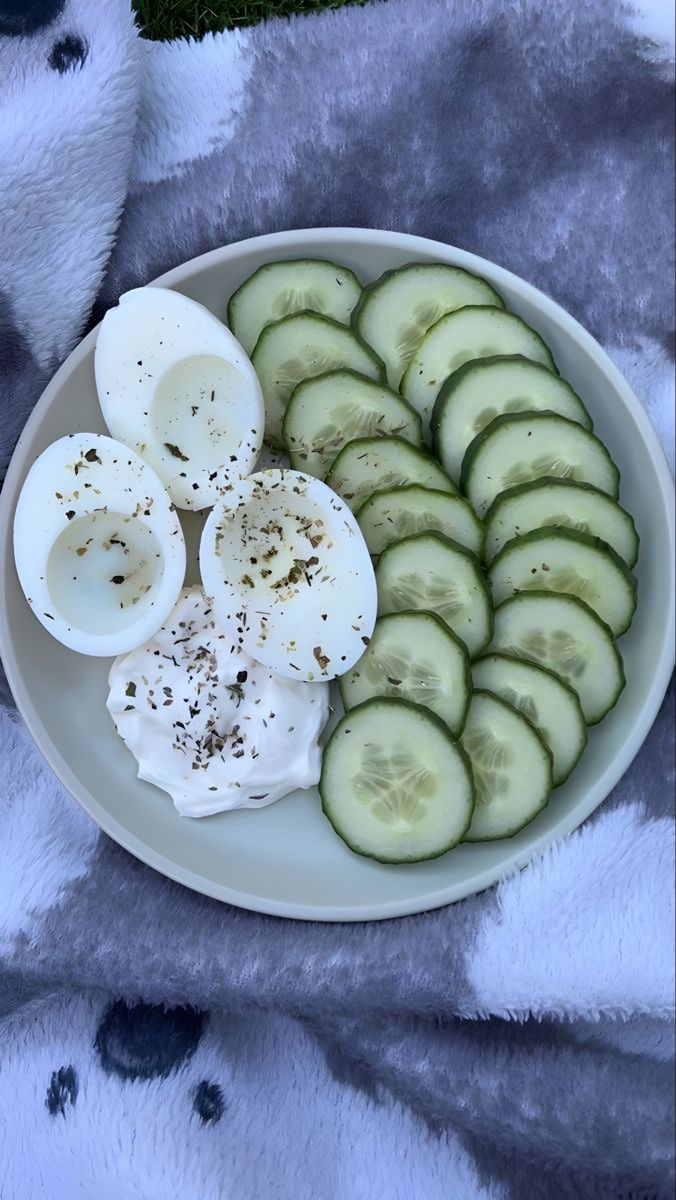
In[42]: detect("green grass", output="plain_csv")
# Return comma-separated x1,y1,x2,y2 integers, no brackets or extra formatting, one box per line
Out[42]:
132,0,364,40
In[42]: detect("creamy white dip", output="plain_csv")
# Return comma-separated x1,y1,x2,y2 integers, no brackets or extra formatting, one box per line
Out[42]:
107,587,329,816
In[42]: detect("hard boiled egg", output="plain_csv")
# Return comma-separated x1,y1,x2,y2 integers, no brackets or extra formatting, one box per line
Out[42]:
199,469,377,681
95,287,264,510
13,433,186,656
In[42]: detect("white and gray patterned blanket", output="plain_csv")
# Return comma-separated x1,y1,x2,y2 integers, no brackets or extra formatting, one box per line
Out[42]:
0,1,674,1196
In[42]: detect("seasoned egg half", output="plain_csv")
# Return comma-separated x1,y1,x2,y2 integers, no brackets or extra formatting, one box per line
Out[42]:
95,287,264,510
13,434,186,656
199,469,377,681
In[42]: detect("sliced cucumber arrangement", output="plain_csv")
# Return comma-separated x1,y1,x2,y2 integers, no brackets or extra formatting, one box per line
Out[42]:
488,526,637,637
490,591,625,724
224,253,641,859
339,610,471,735
319,697,475,863
356,484,484,558
483,478,639,568
461,411,620,518
227,258,362,355
431,355,592,482
400,307,557,432
282,369,422,477
251,311,385,447
324,435,457,513
461,690,552,841
352,262,504,389
472,653,587,786
375,531,493,657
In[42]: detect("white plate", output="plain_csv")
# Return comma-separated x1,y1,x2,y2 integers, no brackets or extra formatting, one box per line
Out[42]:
0,228,673,921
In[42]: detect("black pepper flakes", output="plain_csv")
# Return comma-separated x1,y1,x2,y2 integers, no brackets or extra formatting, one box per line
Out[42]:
164,443,189,462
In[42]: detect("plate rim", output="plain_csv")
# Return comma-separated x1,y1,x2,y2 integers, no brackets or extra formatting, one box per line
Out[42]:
0,226,674,921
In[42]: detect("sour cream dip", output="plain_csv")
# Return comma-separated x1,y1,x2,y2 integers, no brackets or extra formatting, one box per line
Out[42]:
107,587,329,816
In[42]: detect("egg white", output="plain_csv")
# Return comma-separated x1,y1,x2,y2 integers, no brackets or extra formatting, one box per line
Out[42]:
199,469,377,682
13,433,186,656
95,287,264,510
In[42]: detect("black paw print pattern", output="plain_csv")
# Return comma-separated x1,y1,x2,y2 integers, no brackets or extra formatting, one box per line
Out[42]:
192,1079,226,1124
45,1000,226,1125
46,1065,78,1116
48,33,88,72
94,999,206,1082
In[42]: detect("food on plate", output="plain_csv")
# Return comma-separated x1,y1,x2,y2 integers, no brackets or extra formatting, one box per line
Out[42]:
400,306,557,432
488,526,637,637
319,697,475,863
351,261,504,388
489,591,625,724
460,411,620,519
375,531,493,658
218,247,638,854
227,258,362,355
339,610,471,736
461,689,552,841
250,311,384,447
13,433,185,656
324,435,456,513
107,587,329,816
282,368,423,478
482,478,639,567
355,484,484,558
95,287,264,510
471,653,587,787
199,468,377,682
12,251,642,861
431,355,592,483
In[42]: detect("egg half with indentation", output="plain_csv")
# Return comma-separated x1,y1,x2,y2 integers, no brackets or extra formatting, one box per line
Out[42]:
95,287,264,510
13,433,186,656
199,469,377,681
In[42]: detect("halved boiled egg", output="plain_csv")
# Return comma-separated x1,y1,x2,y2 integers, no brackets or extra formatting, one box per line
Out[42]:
199,469,377,681
13,433,186,656
95,287,264,510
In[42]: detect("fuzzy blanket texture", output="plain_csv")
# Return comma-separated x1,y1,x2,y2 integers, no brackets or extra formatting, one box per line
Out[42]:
0,0,674,1196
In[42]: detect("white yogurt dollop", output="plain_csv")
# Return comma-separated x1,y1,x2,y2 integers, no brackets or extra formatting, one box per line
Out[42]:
107,587,329,817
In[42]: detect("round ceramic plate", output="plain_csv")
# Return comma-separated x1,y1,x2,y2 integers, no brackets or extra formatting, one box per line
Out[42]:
0,228,674,921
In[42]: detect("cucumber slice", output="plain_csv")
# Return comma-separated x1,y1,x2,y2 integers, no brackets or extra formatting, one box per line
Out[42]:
489,591,625,724
462,690,552,841
352,262,504,389
319,697,475,863
400,307,556,432
461,412,620,518
339,610,471,735
488,527,637,637
431,355,592,482
227,259,361,355
282,369,422,478
324,436,457,513
483,478,639,568
472,652,587,786
251,312,385,448
375,531,493,657
356,484,484,558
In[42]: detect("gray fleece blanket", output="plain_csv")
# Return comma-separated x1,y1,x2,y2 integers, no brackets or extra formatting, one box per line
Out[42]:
0,1,674,1196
